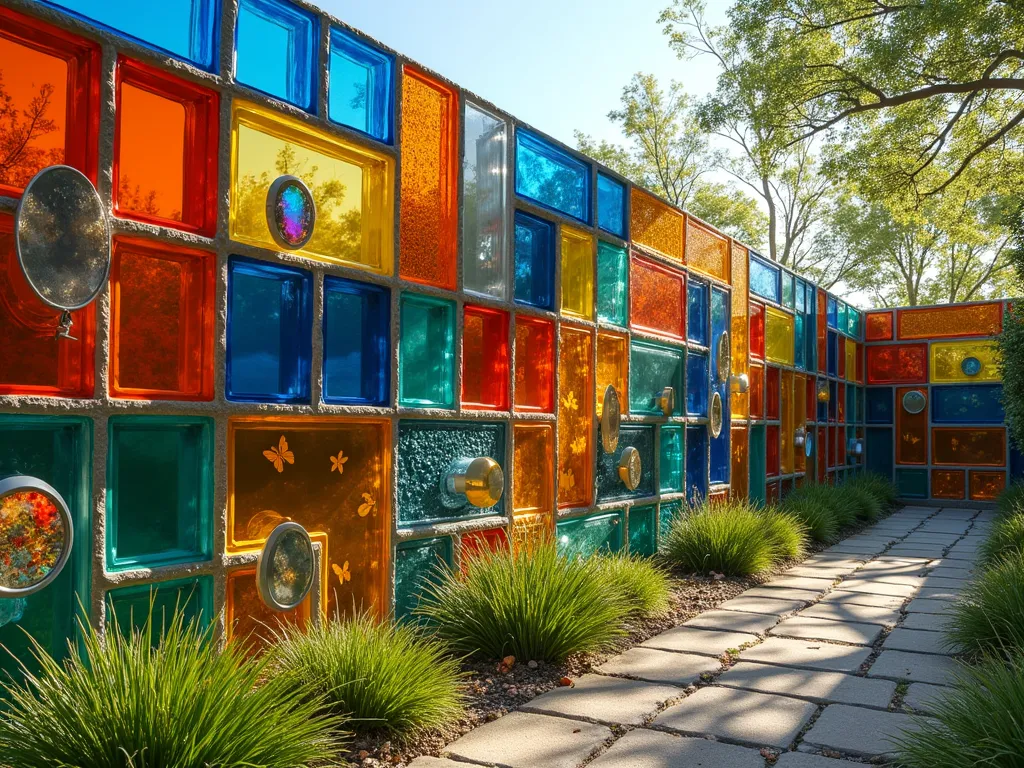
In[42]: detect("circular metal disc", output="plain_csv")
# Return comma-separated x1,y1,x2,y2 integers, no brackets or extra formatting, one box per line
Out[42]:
709,391,723,438
0,475,74,597
257,521,315,612
601,385,621,454
960,356,982,377
15,165,110,311
618,446,642,491
902,390,926,414
266,174,316,250
716,331,731,384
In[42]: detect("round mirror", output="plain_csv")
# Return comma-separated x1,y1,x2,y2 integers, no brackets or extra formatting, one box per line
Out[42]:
960,356,982,377
0,475,74,597
902,390,926,414
716,331,731,384
709,391,723,438
601,385,621,454
266,175,316,250
257,521,315,612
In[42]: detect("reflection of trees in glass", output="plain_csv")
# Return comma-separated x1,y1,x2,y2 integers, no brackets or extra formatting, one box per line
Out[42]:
0,69,63,188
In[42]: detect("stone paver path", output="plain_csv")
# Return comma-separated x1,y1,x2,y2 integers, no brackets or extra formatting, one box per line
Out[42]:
412,507,989,768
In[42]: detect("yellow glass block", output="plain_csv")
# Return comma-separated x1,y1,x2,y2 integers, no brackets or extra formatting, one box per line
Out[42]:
845,339,857,382
730,242,749,419
557,325,593,508
781,369,794,475
230,101,394,273
930,340,1000,383
630,188,684,262
596,331,628,418
686,217,729,282
512,512,551,554
794,373,806,473
560,225,595,320
765,306,795,366
513,423,553,515
227,416,390,619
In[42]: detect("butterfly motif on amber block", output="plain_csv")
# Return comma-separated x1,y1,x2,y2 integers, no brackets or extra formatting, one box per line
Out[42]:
263,436,295,473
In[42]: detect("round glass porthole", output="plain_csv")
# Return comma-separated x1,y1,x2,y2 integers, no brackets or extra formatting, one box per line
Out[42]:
961,356,982,377
256,521,315,612
709,390,724,438
902,390,926,414
266,175,316,250
0,475,74,598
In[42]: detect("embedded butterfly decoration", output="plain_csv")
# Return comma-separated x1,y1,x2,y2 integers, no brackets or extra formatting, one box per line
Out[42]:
263,435,295,473
331,561,351,584
330,450,349,476
357,493,376,517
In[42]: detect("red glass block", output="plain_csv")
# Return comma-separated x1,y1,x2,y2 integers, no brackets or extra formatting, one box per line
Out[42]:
837,382,846,424
462,305,510,410
817,290,827,374
866,311,894,341
226,565,311,653
766,366,781,421
866,344,928,385
749,363,764,420
805,375,816,421
749,302,765,359
766,481,780,504
896,387,927,465
708,490,730,505
630,254,685,340
932,470,965,500
766,424,780,477
817,426,827,483
514,315,554,412
969,471,1006,501
461,527,510,567
837,336,846,379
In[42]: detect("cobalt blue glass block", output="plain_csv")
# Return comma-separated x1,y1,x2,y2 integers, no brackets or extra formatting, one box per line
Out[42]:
687,278,708,345
515,129,591,224
866,388,894,424
597,172,627,238
323,276,390,406
827,296,838,329
827,331,838,377
43,0,219,70
513,210,556,309
709,286,730,486
931,385,1004,424
328,27,395,142
685,426,707,505
710,421,730,485
235,0,318,112
227,256,312,404
749,424,766,504
781,272,795,308
749,254,780,303
686,352,709,417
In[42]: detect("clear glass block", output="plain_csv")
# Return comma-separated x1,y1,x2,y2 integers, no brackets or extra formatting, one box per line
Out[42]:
463,102,508,299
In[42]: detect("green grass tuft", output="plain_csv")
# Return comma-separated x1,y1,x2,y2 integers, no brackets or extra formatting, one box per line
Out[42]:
593,552,673,617
997,480,1024,518
980,512,1024,567
948,552,1024,660
782,494,840,543
848,472,899,508
760,507,808,561
842,485,883,523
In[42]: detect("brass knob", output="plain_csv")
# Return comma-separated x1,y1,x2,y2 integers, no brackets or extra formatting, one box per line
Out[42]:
794,427,806,448
443,457,504,508
658,386,675,417
618,446,642,491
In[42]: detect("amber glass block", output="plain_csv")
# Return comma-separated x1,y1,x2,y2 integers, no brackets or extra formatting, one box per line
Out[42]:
514,315,555,412
561,225,595,320
837,336,846,379
513,423,553,515
730,242,749,419
766,366,781,421
686,217,729,281
513,513,552,553
837,382,846,424
898,303,1002,340
817,290,827,374
630,188,684,262
399,67,458,289
109,237,215,401
930,340,999,383
931,470,965,500
557,325,593,507
750,302,765,360
766,424,780,477
866,311,893,341
462,305,510,410
597,331,629,417
932,427,1006,467
225,564,311,650
731,425,749,499
781,369,794,475
749,363,765,420
228,417,390,618
866,344,928,384
630,254,685,340
969,470,1006,501
765,306,795,365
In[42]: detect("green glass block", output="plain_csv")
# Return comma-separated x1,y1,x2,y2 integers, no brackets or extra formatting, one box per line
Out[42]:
628,505,657,556
781,272,795,309
895,468,928,499
399,293,455,407
597,240,628,326
659,500,683,539
107,417,213,570
557,511,623,557
660,425,684,493
0,415,92,680
597,425,655,502
749,424,766,504
394,536,452,622
629,340,684,416
106,576,213,646
866,427,893,480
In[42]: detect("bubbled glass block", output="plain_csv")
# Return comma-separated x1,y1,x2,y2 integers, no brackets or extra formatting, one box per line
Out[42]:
867,344,929,385
931,469,965,500
597,426,654,502
463,102,508,299
898,303,1002,340
866,311,894,341
749,254,779,302
399,293,455,408
515,129,590,223
686,219,729,281
328,27,394,142
235,0,317,110
631,188,683,261
513,210,555,309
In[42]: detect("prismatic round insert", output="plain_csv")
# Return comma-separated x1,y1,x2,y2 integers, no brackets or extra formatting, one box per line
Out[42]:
902,390,927,415
257,521,315,612
266,175,316,250
0,475,74,597
961,356,982,377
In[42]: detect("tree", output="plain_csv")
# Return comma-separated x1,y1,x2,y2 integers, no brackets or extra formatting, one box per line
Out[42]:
0,69,63,188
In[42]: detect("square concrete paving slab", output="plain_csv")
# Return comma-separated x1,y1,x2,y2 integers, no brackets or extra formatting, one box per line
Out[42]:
928,565,973,579
883,628,958,655
772,616,882,645
408,759,464,768
643,627,758,657
785,566,856,580
818,590,906,609
869,650,960,685
903,682,949,714
905,598,957,615
917,586,962,601
684,610,779,635
653,685,816,749
835,579,918,597
598,647,721,685
741,586,824,601
718,595,808,616
717,661,896,708
762,576,836,592
900,612,952,632
588,729,764,768
739,637,873,672
801,704,934,758
446,711,611,768
885,548,947,559
521,674,682,726
775,753,867,768
798,601,901,626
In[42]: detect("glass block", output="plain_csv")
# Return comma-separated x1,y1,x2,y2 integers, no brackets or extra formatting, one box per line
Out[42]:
686,426,707,505
515,128,590,223
845,339,858,382
628,506,657,557
226,564,311,646
766,366,781,421
827,331,838,377
514,316,555,412
557,512,623,557
845,384,857,425
513,513,551,553
766,481,780,504
514,210,556,309
931,469,965,500
969,471,1006,501
749,424,766,503
848,308,860,338
230,101,394,272
866,311,893,341
866,427,892,480
730,243,750,419
462,102,508,298
866,343,928,385
393,536,452,621
235,0,316,110
806,375,817,422
932,385,1004,424
323,277,390,406
631,188,684,262
749,302,765,359
597,331,629,417
686,352,709,417
630,341,684,416
631,254,686,340
781,370,794,475
817,426,828,481
686,219,729,281
838,381,847,424
781,272,795,308
749,363,765,420
731,425,749,499
107,416,213,570
597,172,627,238
687,277,708,345
513,424,553,515
817,290,828,374
462,305,510,411
711,286,728,371
399,293,455,408
597,241,629,326
828,380,838,422
109,238,215,401
766,424,780,477
827,296,838,329
561,226,595,320
826,423,836,467
837,302,848,335
107,576,212,643
794,312,806,370
898,303,1002,340
660,426,684,493
932,427,1006,466
765,307,795,365
710,418,731,486
930,340,999,383
837,336,847,380
749,254,780,302
461,528,509,563
659,500,683,538
558,326,594,507
598,426,655,502
328,27,394,142
226,256,312,404
896,469,929,499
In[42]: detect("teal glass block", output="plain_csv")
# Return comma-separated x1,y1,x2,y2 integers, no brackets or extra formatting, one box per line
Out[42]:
597,426,655,502
629,340,684,416
866,428,893,480
328,27,394,143
107,576,213,645
896,468,928,499
394,536,452,622
107,417,213,571
235,0,317,111
749,424,767,504
660,426,684,493
399,293,455,407
628,505,657,556
597,240,628,326
557,511,623,557
597,173,627,238
846,386,857,426
659,500,683,539
782,272,795,308
838,302,848,336
0,416,92,680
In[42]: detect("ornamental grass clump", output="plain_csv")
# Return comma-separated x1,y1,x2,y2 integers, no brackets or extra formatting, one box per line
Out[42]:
782,493,840,544
980,511,1024,567
840,484,883,523
997,480,1024,517
760,507,808,561
593,552,673,617
849,472,899,509
947,552,1024,660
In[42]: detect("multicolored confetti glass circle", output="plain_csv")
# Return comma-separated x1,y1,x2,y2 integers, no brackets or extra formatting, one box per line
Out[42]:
0,490,66,591
266,175,316,250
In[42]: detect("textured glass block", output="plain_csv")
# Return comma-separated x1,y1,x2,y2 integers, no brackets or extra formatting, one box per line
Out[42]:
235,0,316,110
660,500,683,538
461,528,509,563
932,428,1006,466
749,302,765,359
226,564,311,646
597,331,629,418
597,240,629,326
847,308,861,338
558,326,594,507
896,469,929,499
597,172,627,238
561,226,595,320
837,302,848,336
324,277,390,406
731,425,749,499
630,341,684,416
632,254,686,340
686,426,707,505
107,576,212,643
898,303,1002,340
794,313,806,370
631,188,684,262
513,424,553,515
628,506,657,557
398,293,455,407
827,297,838,329
866,427,892,480
930,340,999,383
462,305,510,411
838,382,847,424
687,352,709,417
767,424,780,477
749,363,765,420
687,277,708,346
931,470,966,500
686,219,729,281
765,307,795,365
514,210,556,309
749,254,780,302
660,426,684,493
516,129,590,223
394,537,452,621
969,471,1006,501
866,343,928,385
400,68,459,289
766,366,781,421
817,290,828,373
328,28,394,142
226,257,312,404
598,426,655,501
845,339,857,382
866,311,893,341
462,102,508,298
512,513,552,553
932,385,1004,424
514,316,555,412
557,512,623,557
107,417,213,570
730,243,750,419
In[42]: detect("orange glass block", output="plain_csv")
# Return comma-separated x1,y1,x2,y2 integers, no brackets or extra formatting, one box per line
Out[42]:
750,302,765,360
514,315,555,413
630,254,685,340
749,362,765,420
852,342,863,383
560,226,595,320
896,387,928,465
781,369,794,475
109,237,215,401
513,423,553,515
596,331,629,418
557,325,593,508
897,303,1002,340
462,305,510,410
228,417,391,619
731,425,748,499
399,67,458,289
512,512,552,554
837,382,846,424
225,563,313,651
866,311,894,341
866,344,928,384
730,242,749,419
932,428,1006,467
630,188,684,262
931,470,965,500
686,217,729,282
969,470,1006,501
461,527,510,565
817,290,827,374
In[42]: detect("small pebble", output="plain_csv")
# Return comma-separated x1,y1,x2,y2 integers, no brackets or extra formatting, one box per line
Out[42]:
527,660,538,669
